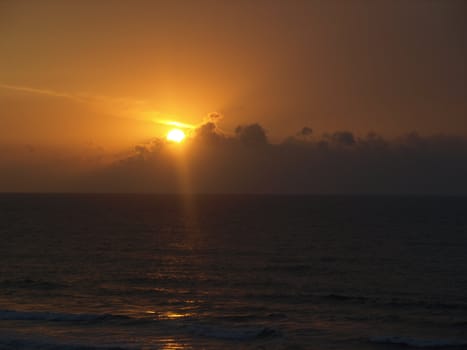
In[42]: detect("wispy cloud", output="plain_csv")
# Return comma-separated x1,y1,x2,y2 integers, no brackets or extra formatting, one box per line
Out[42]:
0,82,155,123
0,82,147,105
0,83,87,102
155,119,196,129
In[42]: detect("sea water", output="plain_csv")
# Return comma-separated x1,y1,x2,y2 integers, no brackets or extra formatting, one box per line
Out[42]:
0,194,466,349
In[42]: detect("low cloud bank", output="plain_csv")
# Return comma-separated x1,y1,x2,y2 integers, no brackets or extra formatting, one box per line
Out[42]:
81,119,467,194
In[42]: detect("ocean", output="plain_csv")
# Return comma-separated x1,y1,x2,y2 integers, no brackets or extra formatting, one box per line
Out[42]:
0,194,466,349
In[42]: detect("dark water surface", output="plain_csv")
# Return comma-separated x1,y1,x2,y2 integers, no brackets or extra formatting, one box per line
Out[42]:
0,194,466,349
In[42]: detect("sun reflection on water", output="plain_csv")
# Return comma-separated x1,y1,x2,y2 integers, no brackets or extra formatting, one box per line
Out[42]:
158,338,189,350
163,311,192,319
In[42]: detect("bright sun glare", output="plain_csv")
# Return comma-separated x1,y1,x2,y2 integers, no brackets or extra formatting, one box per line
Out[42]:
167,128,186,143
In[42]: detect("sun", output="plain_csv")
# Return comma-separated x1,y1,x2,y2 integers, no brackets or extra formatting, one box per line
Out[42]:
167,128,186,143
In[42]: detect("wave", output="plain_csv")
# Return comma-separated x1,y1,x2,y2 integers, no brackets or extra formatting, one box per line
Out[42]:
0,309,281,342
260,292,467,311
262,264,313,273
316,293,467,311
0,279,68,290
0,334,136,350
369,336,467,348
186,324,281,340
380,299,467,311
0,309,130,323
318,293,368,303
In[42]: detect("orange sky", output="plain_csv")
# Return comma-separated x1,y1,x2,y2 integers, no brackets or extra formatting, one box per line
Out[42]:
2,0,467,149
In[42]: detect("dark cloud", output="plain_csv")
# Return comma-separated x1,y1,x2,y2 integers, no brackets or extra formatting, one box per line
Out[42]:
325,131,356,147
1,119,466,194
206,112,223,123
194,121,226,146
235,124,268,147
79,121,467,195
298,127,312,137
